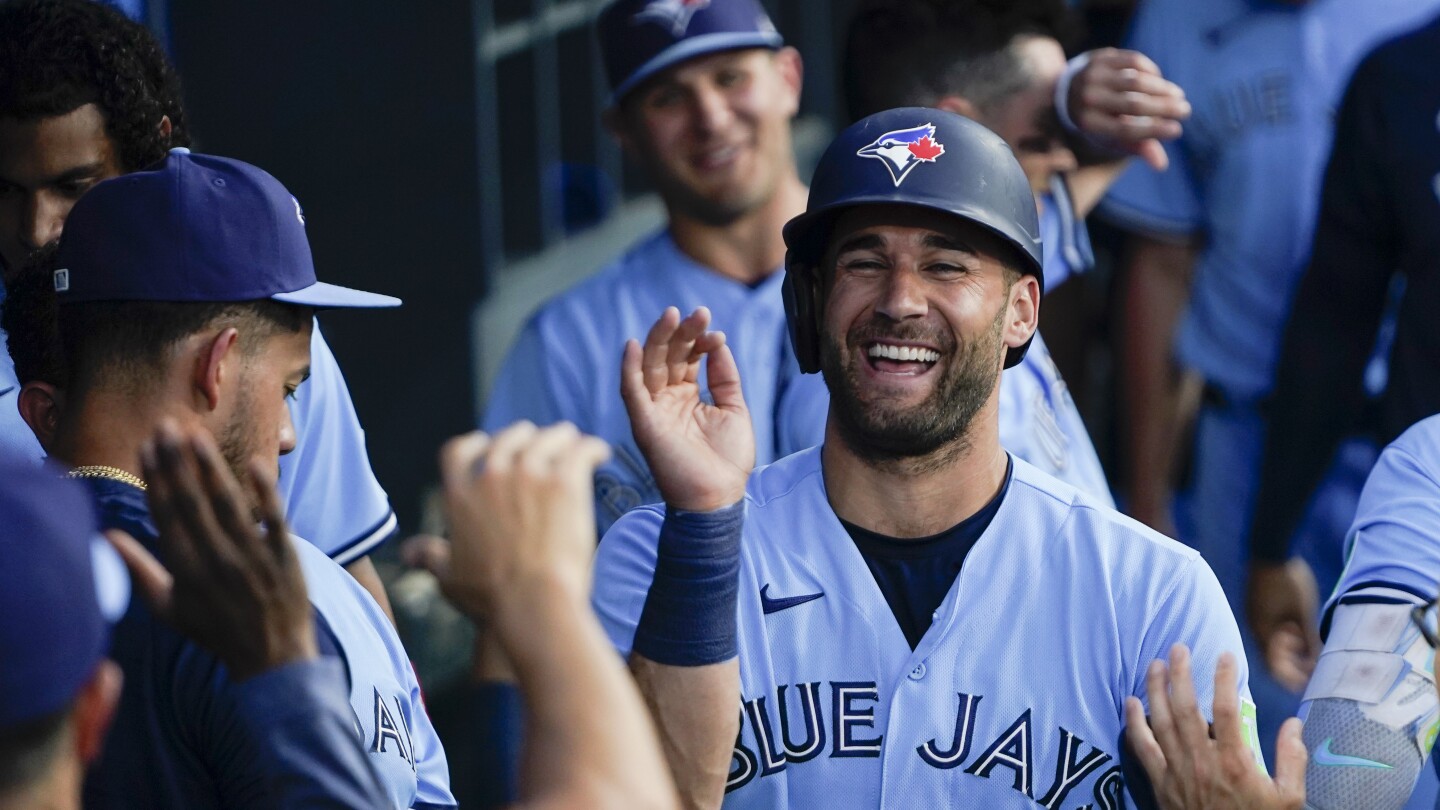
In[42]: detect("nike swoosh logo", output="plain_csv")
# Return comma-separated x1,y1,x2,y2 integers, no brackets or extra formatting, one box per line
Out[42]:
760,584,824,615
1312,738,1394,770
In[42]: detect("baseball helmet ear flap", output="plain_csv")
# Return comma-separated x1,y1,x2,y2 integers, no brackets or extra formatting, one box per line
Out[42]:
782,257,823,374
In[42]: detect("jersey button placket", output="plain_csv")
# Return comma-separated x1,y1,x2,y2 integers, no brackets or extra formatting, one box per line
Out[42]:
908,662,926,680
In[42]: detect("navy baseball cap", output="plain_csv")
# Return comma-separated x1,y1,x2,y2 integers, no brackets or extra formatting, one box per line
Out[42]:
53,149,400,309
0,460,129,729
599,0,783,105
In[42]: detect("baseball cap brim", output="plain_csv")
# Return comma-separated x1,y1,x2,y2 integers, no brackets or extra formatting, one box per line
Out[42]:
271,281,401,309
610,30,783,105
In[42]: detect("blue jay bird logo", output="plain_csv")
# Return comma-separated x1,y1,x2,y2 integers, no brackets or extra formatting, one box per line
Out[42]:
856,123,947,187
634,0,712,36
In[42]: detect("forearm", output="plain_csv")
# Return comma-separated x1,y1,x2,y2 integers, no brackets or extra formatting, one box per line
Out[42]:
1067,161,1128,218
489,579,678,810
344,556,396,626
1120,237,1197,526
630,656,738,809
235,658,389,809
1301,600,1438,808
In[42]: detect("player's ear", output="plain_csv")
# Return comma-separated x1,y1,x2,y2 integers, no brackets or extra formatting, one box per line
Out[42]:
773,47,804,115
602,105,635,154
73,659,123,765
17,381,63,452
935,95,978,120
157,115,173,145
1002,272,1040,352
195,327,241,413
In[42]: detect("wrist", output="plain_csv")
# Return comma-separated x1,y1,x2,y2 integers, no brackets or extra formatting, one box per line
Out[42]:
1054,51,1092,136
632,501,744,666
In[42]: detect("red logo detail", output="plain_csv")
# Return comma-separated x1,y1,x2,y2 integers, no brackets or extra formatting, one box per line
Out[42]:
908,136,944,162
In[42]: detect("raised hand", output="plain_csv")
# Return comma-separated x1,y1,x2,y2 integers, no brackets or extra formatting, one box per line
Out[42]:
106,420,317,681
1125,645,1307,810
1068,48,1191,171
424,422,612,621
1246,559,1321,692
621,306,754,512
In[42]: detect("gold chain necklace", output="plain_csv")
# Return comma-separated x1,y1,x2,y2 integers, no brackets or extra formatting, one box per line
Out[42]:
67,465,148,491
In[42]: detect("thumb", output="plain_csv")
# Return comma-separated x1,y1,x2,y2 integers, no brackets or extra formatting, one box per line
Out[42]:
401,534,453,581
1271,717,1307,802
1135,139,1170,171
105,528,174,620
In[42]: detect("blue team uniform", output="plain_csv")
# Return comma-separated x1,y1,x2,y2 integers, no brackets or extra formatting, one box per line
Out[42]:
1100,0,1440,616
483,230,806,535
777,182,1114,506
593,447,1255,808
83,478,454,810
1100,0,1440,760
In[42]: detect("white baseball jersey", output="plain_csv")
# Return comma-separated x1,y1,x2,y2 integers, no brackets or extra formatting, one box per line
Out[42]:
593,447,1256,808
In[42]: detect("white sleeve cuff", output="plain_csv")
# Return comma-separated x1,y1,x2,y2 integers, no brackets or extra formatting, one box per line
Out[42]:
1054,51,1093,136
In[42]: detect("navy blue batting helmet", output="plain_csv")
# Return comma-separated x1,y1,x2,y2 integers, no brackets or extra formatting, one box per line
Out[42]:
782,107,1043,372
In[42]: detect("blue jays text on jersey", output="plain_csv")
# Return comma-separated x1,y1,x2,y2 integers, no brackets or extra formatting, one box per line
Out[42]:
592,448,1256,808
483,229,807,535
81,478,455,810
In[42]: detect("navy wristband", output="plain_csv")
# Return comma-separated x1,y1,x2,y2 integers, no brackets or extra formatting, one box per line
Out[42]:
632,501,744,666
471,682,522,809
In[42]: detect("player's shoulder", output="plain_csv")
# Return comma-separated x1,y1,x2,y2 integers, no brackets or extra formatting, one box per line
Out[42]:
1371,415,1440,487
744,446,824,509
1010,457,1200,564
529,229,670,317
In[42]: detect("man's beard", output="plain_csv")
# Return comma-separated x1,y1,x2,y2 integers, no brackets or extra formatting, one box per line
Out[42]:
820,304,1005,469
216,380,266,519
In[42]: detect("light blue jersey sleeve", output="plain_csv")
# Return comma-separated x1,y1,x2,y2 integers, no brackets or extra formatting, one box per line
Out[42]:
1099,0,1205,240
592,504,666,660
481,314,584,433
1134,553,1254,721
0,331,42,464
278,321,396,565
1125,545,1265,772
1327,415,1440,615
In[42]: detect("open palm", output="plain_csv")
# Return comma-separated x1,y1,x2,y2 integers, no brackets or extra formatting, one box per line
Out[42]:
621,306,755,513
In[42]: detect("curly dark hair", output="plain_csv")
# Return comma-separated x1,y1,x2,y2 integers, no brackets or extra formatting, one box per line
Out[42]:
843,0,1079,122
0,0,190,171
1,245,65,387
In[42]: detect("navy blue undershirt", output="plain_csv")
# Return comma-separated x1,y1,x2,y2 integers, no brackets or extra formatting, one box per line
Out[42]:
840,459,1012,649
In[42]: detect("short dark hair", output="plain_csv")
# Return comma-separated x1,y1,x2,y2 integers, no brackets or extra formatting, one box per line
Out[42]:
0,246,65,387
59,298,311,397
0,709,69,796
842,0,1078,122
0,0,190,171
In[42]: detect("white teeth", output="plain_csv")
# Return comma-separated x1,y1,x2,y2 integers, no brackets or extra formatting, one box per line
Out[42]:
866,344,939,363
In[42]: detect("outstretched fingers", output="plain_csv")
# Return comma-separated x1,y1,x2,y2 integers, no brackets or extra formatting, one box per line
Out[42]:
705,338,747,414
666,307,712,386
1272,718,1307,806
1124,695,1168,781
641,306,683,393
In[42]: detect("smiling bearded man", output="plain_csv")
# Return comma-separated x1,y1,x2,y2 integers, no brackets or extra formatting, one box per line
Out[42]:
588,108,1262,808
